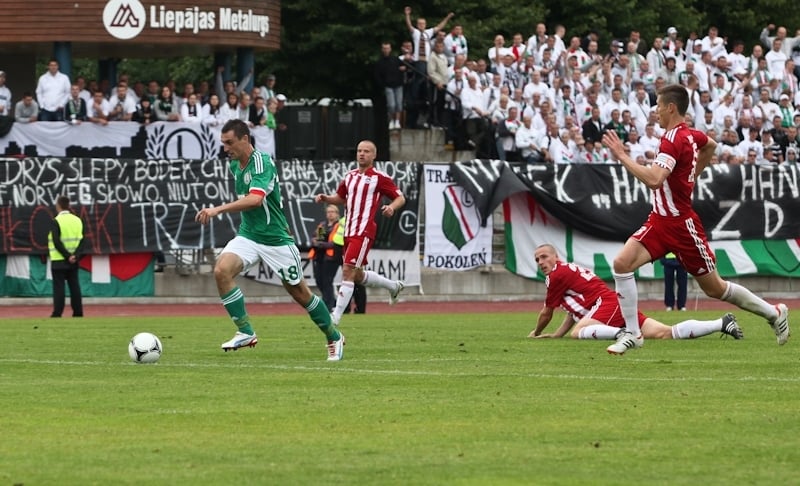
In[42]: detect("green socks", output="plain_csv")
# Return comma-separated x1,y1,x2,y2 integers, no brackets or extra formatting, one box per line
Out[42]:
222,289,337,341
306,294,340,341
221,287,254,335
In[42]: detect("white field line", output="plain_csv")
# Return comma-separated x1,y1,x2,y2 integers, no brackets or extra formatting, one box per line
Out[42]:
1,358,799,383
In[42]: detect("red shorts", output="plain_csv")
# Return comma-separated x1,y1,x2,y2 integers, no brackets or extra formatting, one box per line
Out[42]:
631,212,716,277
342,235,373,268
584,298,647,329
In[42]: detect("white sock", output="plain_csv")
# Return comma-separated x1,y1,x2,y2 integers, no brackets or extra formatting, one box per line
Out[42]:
578,325,621,340
362,270,395,291
721,282,777,321
614,272,640,334
671,318,722,339
331,281,354,324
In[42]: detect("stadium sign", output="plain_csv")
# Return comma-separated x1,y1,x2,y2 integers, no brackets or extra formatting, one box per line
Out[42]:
103,0,270,40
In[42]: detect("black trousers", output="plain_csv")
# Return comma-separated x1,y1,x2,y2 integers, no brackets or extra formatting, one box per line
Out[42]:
314,259,340,311
39,109,64,122
52,265,83,317
661,257,688,309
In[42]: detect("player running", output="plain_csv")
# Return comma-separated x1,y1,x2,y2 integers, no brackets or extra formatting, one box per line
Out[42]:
195,119,345,361
314,140,406,325
602,84,789,354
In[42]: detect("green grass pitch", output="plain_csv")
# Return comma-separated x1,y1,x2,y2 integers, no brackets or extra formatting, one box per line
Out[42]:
1,310,798,485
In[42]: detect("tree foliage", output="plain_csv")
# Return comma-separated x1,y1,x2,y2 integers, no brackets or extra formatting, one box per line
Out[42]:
41,1,800,99
256,0,800,100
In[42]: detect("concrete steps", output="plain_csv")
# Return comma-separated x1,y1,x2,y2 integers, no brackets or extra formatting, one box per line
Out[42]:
390,127,473,163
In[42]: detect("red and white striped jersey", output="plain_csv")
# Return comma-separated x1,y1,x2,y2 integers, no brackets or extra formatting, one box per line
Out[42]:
336,167,403,239
545,262,616,319
652,123,708,217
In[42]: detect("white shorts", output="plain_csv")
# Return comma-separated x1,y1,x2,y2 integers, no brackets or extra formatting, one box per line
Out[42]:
221,236,303,285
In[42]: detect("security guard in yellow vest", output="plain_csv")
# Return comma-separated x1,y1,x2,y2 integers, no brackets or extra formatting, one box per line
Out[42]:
48,196,85,317
310,205,342,310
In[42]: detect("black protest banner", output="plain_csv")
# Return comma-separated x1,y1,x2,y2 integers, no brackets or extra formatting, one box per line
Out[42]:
0,158,420,255
449,161,800,241
449,159,531,226
0,157,240,254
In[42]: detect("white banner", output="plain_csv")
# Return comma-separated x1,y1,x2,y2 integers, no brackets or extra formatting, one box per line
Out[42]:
1,121,140,156
0,121,274,159
244,249,421,287
423,164,493,270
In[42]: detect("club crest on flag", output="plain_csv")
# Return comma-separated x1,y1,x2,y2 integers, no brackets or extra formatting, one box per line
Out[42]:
441,184,479,250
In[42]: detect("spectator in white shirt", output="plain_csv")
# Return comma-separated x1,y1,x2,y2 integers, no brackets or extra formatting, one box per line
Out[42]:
601,88,629,124
526,23,548,61
74,76,92,106
35,59,71,121
203,93,223,127
516,115,545,163
522,70,551,104
180,93,203,123
550,127,577,164
443,25,468,66
87,90,110,126
737,129,764,160
640,122,661,157
110,74,139,105
488,35,511,70
220,92,240,123
765,38,788,81
531,98,551,134
757,87,781,120
701,26,726,54
0,71,10,117
626,127,647,163
727,41,749,75
760,24,800,59
461,74,489,152
107,83,137,121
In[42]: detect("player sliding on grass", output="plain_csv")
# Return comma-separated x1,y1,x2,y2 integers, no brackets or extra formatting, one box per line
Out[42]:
527,244,743,341
602,84,789,354
195,119,345,361
314,140,406,326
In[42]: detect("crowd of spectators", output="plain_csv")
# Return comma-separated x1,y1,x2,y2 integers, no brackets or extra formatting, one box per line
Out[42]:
0,60,287,133
376,11,800,167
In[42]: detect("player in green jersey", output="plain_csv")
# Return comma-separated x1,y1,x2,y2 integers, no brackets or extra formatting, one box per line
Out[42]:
195,119,345,361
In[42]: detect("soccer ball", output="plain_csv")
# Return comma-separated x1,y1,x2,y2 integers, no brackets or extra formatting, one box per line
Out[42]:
128,332,163,364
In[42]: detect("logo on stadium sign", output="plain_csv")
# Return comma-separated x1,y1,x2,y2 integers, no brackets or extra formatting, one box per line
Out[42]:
102,0,270,39
103,0,146,40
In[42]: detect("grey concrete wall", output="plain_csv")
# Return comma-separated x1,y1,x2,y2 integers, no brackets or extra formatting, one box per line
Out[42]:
150,265,797,304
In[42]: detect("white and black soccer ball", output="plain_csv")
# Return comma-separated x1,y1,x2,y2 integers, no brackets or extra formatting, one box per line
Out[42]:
128,332,163,364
